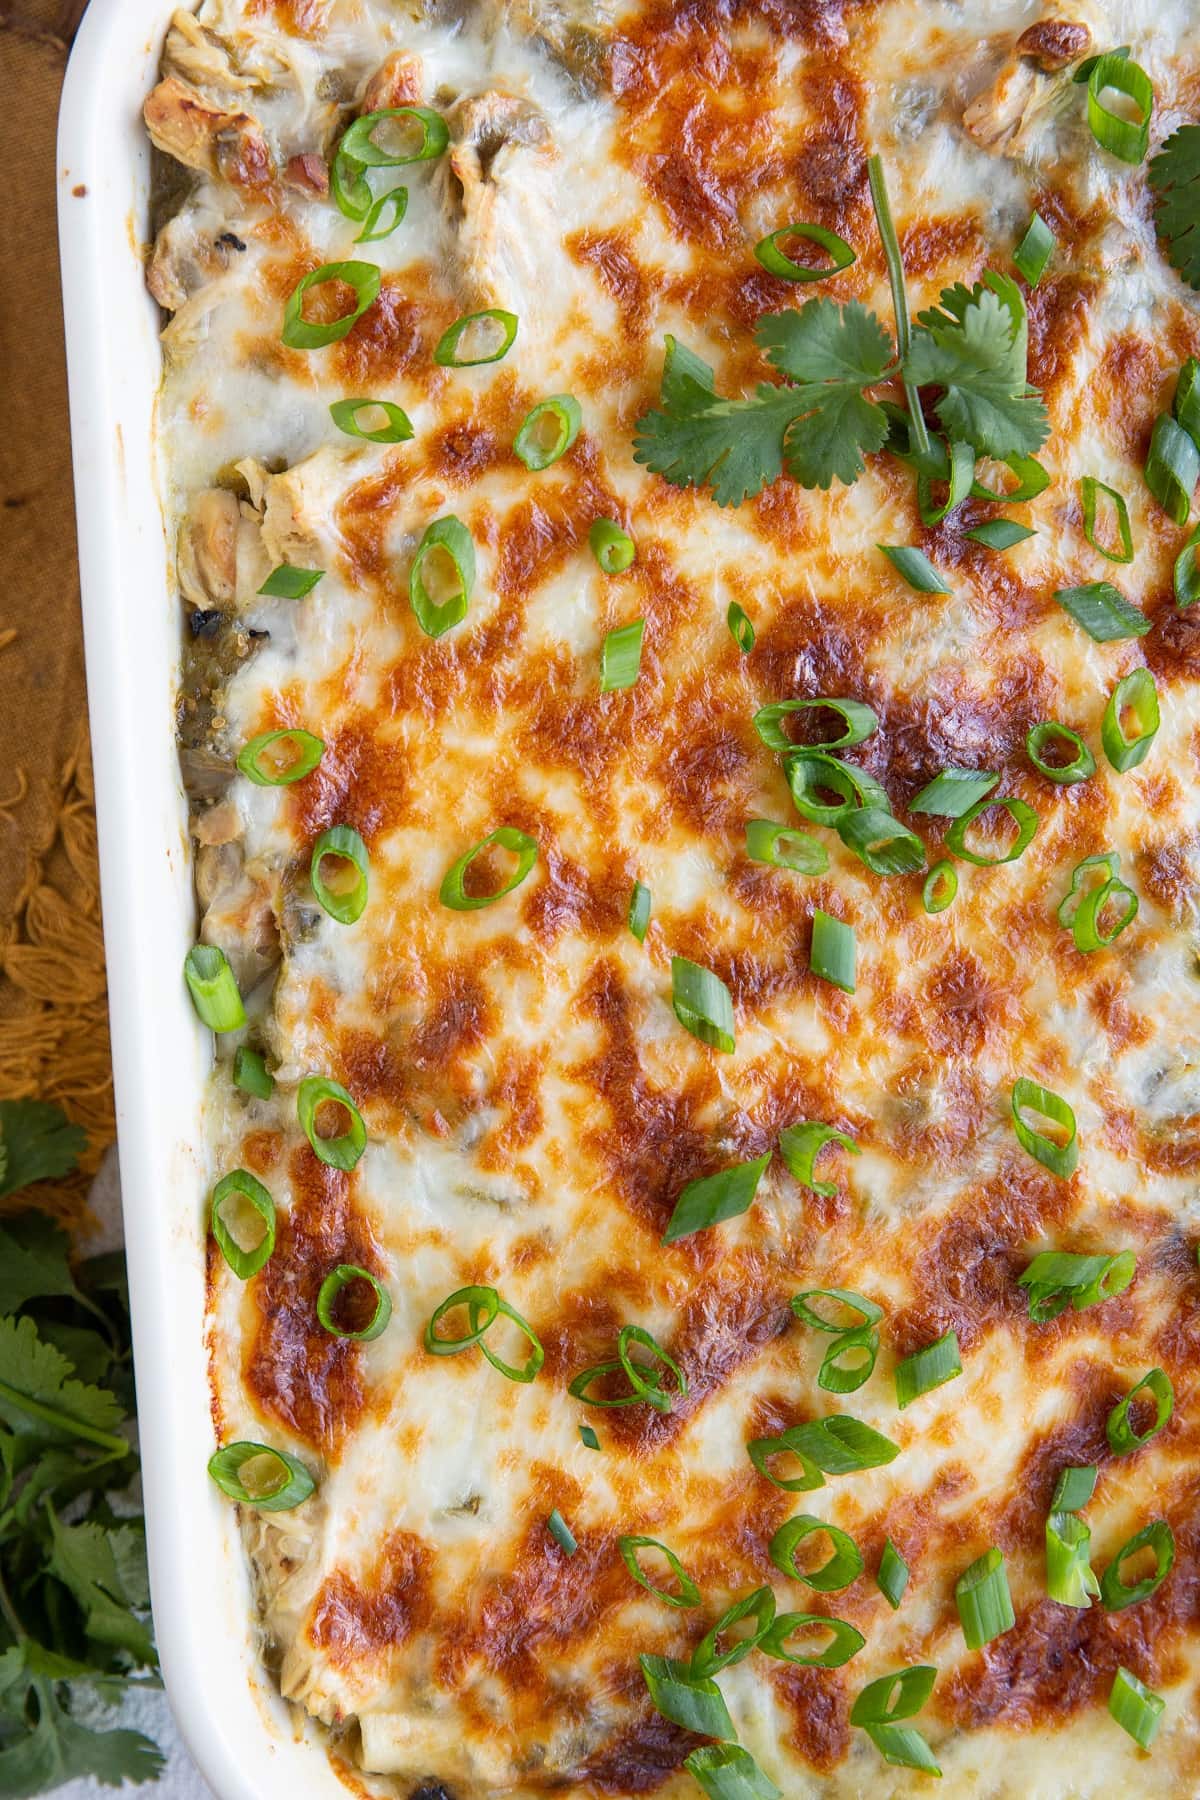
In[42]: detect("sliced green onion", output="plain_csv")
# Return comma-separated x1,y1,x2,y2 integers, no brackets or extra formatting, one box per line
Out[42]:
818,1324,879,1394
338,106,448,167
778,1123,859,1199
970,453,1049,503
569,1357,649,1409
922,860,958,914
769,1514,863,1591
744,819,828,875
1046,1510,1100,1608
754,222,855,283
355,186,408,242
1175,357,1200,440
895,1329,961,1409
310,825,369,925
434,308,518,367
258,563,323,599
331,149,371,221
1057,851,1120,932
281,261,380,350
1174,523,1200,607
1081,476,1133,563
1109,1666,1165,1749
851,1664,937,1724
1071,873,1139,952
618,1535,701,1608
440,826,538,910
639,1654,734,1739
690,1586,776,1674
1107,1367,1173,1456
760,1611,864,1668
210,1169,275,1280
1073,47,1130,84
513,394,581,471
877,1539,909,1610
317,1264,391,1340
837,806,926,876
472,1293,544,1383
1102,667,1159,772
329,398,413,444
628,880,651,942
878,544,949,594
747,1432,823,1493
237,727,325,786
1011,1077,1078,1178
184,944,245,1032
964,518,1036,550
233,1045,273,1099
1052,1465,1098,1512
727,601,755,652
785,752,888,824
297,1074,366,1171
1019,1249,1135,1322
861,1723,941,1775
956,1547,1015,1649
1144,414,1199,525
589,519,636,574
208,1441,314,1511
600,619,645,691
1025,722,1094,785
547,1509,577,1556
685,1744,782,1800
790,1288,882,1332
1100,1520,1174,1610
424,1285,499,1356
662,1152,771,1244
753,697,878,752
810,910,855,994
918,438,975,527
945,795,1037,865
618,1323,686,1414
409,513,474,637
580,1423,600,1450
1087,53,1153,165
1013,211,1054,287
782,1415,899,1475
909,767,998,817
671,956,735,1052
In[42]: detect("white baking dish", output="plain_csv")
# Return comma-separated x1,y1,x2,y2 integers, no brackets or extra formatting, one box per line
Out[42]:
56,7,351,1796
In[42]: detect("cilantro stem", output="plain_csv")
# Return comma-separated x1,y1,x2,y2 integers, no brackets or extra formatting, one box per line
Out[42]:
0,1378,128,1456
0,1564,25,1640
867,153,930,461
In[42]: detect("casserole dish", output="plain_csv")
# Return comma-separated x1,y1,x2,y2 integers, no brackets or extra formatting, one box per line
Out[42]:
57,6,350,1793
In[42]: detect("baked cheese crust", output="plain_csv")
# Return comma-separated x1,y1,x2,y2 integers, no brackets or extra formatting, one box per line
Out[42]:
150,0,1200,1793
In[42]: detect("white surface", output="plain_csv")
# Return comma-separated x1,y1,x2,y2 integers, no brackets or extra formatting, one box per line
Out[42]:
56,5,353,1797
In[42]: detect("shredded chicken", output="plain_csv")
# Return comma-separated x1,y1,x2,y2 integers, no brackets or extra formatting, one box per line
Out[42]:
192,800,242,848
147,201,248,312
178,489,241,609
962,7,1097,156
435,90,558,315
201,857,281,993
144,74,275,196
261,448,356,572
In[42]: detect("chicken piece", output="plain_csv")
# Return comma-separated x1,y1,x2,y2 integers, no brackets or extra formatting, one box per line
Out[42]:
160,6,255,91
201,856,281,994
283,153,329,198
144,74,275,197
192,799,241,848
261,448,355,573
435,91,558,315
963,8,1096,156
1015,16,1091,72
360,49,425,112
178,489,241,609
147,200,248,312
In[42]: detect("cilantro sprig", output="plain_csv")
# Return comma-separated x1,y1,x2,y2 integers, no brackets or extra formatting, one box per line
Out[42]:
1149,125,1200,291
0,1104,163,1795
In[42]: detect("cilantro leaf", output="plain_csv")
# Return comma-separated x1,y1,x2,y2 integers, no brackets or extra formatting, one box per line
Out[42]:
0,1216,83,1319
0,1105,86,1202
904,274,1049,459
1149,125,1200,291
0,1316,125,1454
0,1651,163,1796
632,300,894,504
46,1512,156,1666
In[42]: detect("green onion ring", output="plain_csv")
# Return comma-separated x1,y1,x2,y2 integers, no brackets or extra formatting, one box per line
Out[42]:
310,825,369,925
754,222,855,283
690,1587,777,1675
759,1610,865,1668
945,795,1037,866
922,859,958,914
329,398,413,444
433,308,518,367
317,1264,391,1340
618,1535,702,1608
297,1074,367,1171
210,1169,275,1280
1026,721,1094,785
208,1441,315,1511
618,1323,687,1414
439,826,538,910
281,261,380,350
424,1284,500,1355
769,1514,863,1591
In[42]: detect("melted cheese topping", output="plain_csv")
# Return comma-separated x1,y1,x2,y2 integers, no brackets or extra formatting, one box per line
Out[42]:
153,0,1200,1793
